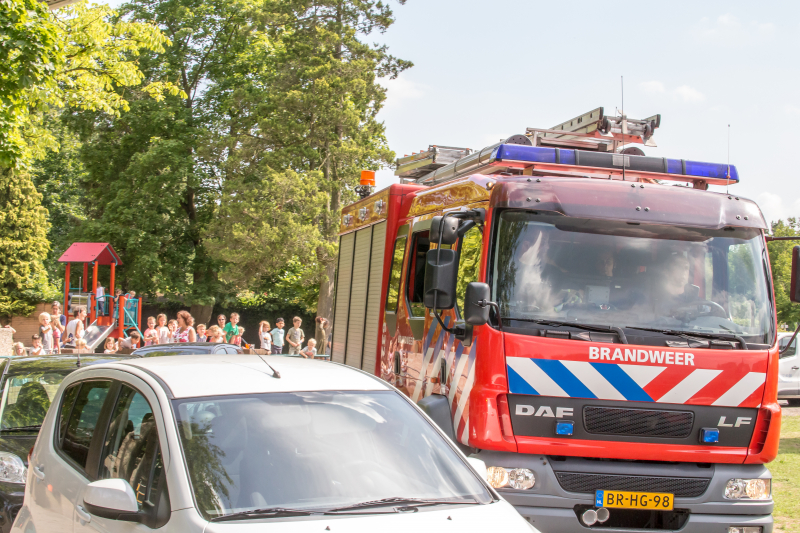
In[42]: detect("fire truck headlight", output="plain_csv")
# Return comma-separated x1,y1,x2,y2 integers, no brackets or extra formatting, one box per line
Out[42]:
724,479,771,500
486,467,535,490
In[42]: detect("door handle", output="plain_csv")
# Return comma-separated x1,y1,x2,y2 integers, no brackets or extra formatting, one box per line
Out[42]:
792,366,799,370
76,505,92,523
32,466,44,480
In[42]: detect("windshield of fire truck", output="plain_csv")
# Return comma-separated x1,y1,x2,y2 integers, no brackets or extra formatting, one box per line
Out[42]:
491,210,774,344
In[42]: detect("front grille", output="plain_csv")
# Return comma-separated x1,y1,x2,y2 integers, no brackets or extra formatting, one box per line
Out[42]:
583,406,694,438
556,472,710,497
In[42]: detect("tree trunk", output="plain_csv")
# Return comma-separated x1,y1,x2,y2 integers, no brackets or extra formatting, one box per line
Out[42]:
315,258,335,354
190,303,214,327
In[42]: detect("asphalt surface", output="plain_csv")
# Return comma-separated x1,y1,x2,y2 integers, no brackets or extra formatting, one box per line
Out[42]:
778,401,800,417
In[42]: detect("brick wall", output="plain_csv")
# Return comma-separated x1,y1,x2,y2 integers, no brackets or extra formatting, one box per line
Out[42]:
11,303,50,346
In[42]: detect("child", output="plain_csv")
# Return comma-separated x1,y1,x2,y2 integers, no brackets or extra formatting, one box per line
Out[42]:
270,318,285,355
259,321,271,352
224,313,240,342
103,337,117,354
207,325,224,343
301,338,317,359
286,317,305,356
74,338,89,354
156,314,170,344
12,342,25,356
231,326,244,347
143,316,159,346
39,312,54,354
196,323,207,342
119,331,141,350
167,319,178,343
30,335,44,356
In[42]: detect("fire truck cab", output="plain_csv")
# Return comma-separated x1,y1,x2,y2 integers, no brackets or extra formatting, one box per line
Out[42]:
331,108,792,533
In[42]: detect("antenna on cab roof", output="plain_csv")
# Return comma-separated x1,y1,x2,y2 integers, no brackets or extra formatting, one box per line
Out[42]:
257,354,281,379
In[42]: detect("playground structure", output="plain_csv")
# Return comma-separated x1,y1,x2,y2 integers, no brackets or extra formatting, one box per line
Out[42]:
57,243,143,350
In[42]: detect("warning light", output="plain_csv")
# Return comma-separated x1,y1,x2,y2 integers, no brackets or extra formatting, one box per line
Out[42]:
360,170,376,186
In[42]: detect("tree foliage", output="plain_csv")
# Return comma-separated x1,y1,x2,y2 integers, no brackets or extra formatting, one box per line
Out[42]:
1,0,178,316
769,218,800,328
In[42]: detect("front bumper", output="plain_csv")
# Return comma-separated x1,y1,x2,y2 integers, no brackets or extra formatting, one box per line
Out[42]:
476,451,772,533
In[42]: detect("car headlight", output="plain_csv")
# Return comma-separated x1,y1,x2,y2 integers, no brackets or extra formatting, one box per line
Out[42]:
486,466,535,490
724,479,771,500
0,452,27,483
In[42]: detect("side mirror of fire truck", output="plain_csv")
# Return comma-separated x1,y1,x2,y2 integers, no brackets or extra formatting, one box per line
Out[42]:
791,246,800,303
423,248,458,309
464,282,492,326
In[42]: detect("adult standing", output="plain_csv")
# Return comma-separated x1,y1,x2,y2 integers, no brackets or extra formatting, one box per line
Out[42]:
174,310,197,343
216,314,227,338
64,306,86,345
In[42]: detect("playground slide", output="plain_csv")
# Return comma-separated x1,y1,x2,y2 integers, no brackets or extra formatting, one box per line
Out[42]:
64,321,116,351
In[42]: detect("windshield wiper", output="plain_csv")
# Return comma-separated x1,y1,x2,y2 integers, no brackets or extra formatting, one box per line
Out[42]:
209,507,321,522
0,424,42,432
623,326,748,350
327,496,479,512
504,318,628,344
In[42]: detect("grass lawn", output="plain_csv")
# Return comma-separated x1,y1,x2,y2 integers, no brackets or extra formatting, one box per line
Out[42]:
772,414,800,532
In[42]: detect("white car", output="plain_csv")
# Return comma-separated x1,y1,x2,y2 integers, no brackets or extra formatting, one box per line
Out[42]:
12,355,537,532
779,331,800,406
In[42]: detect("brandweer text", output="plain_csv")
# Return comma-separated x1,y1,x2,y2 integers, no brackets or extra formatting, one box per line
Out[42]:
589,346,695,366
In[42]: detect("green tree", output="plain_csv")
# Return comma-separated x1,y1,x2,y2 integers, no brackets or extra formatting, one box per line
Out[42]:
204,0,411,348
769,219,800,328
0,0,176,316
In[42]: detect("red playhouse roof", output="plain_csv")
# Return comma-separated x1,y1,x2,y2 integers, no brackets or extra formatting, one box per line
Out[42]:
58,243,122,265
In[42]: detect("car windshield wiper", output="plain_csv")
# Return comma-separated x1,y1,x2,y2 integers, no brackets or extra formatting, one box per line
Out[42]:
209,507,322,522
327,496,479,512
504,318,628,344
0,424,42,432
623,326,748,350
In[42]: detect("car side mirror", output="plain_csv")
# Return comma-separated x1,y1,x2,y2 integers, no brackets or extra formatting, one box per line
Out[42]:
466,457,488,482
83,479,142,522
791,246,800,303
424,248,458,310
464,282,491,326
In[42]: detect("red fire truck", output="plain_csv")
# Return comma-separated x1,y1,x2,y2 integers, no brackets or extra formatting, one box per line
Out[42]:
330,108,795,532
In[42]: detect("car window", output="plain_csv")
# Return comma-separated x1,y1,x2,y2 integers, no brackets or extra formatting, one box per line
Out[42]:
780,336,797,358
58,381,111,470
1,369,73,430
385,236,407,313
99,386,164,510
456,225,483,316
226,347,240,354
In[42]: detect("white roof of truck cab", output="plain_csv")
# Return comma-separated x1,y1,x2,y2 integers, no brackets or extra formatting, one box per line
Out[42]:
110,354,390,399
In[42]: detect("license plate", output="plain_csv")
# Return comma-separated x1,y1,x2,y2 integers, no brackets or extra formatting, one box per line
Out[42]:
595,490,674,510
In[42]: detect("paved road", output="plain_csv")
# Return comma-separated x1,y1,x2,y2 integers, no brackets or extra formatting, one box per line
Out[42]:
778,401,800,417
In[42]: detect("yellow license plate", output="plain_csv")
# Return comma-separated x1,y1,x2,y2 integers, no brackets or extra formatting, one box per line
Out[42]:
595,490,674,510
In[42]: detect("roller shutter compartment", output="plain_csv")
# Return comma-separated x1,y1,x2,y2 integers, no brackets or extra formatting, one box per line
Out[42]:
345,228,372,368
331,232,355,363
362,222,387,374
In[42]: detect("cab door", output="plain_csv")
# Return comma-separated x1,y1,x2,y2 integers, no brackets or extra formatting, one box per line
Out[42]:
779,335,800,399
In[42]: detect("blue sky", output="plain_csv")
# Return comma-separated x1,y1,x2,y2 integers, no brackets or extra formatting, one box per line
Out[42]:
372,0,800,225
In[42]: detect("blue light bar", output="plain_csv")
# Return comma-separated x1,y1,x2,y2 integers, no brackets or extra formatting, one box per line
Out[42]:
492,144,739,183
555,421,574,436
700,428,720,444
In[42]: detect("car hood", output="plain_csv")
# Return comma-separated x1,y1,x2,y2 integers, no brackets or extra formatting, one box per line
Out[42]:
204,500,536,533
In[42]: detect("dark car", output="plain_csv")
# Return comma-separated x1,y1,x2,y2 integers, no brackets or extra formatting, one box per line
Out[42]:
130,342,243,357
0,354,130,532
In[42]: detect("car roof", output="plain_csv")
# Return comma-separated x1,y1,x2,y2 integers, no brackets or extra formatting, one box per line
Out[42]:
108,354,391,398
5,355,132,374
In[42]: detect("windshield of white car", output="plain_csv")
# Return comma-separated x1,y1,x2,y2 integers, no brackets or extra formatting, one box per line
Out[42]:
491,211,774,345
173,391,492,520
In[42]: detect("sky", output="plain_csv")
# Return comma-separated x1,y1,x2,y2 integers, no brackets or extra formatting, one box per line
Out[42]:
370,0,800,225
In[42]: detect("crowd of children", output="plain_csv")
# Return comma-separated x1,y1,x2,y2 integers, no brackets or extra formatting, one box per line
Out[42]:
11,303,325,359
